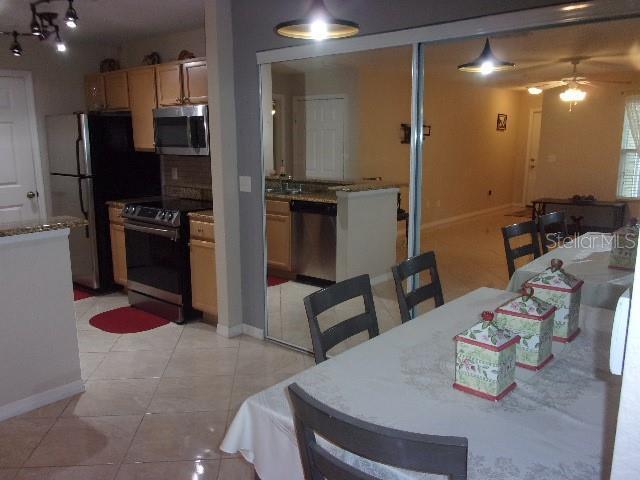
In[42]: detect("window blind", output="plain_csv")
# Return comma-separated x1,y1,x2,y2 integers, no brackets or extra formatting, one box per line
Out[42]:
617,97,640,198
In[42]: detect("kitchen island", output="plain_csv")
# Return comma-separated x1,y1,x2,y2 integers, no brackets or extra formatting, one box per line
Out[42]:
265,178,401,284
0,216,86,420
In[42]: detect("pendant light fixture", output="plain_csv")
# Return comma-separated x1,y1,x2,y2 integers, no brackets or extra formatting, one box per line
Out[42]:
275,0,359,41
458,38,515,75
9,31,23,56
64,0,78,29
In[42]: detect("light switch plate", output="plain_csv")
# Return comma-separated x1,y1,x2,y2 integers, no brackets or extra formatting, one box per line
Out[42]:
239,176,252,192
171,167,178,180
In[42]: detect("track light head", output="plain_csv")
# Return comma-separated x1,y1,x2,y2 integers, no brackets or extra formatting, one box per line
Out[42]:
10,31,23,56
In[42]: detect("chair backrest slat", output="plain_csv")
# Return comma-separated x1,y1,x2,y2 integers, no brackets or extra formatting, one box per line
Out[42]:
289,383,468,480
392,251,444,323
304,274,379,364
538,211,568,254
502,220,541,279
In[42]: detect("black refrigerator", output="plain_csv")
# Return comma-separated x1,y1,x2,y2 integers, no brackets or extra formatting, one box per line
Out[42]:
47,112,161,291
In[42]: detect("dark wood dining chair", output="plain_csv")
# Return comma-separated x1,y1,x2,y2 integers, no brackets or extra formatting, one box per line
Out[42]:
538,211,568,254
392,251,444,323
303,274,379,364
502,220,541,279
288,383,469,480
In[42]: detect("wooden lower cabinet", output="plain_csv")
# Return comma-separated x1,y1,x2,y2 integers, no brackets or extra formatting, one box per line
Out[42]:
109,222,127,287
189,216,217,316
190,239,218,316
266,200,292,272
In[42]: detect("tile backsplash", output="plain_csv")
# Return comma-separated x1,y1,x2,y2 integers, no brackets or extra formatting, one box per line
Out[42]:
161,155,212,201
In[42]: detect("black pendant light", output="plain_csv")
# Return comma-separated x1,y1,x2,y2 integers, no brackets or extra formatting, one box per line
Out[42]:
458,38,515,75
64,0,78,29
10,31,23,56
275,0,359,41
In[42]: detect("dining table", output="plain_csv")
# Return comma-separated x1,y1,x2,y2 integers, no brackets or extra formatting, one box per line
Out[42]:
507,232,634,310
220,287,621,480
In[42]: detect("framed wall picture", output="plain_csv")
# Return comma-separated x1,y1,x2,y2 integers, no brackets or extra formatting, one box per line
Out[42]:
497,114,508,131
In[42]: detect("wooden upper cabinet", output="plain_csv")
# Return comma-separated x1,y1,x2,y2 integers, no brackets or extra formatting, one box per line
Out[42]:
182,60,208,104
127,66,158,151
156,63,183,106
85,74,105,111
104,71,130,110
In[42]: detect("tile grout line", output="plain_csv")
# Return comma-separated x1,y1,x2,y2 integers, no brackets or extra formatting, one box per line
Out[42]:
110,319,187,479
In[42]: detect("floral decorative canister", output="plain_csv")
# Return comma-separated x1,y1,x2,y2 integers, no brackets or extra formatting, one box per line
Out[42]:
494,288,555,371
453,311,520,401
609,220,639,271
524,259,583,343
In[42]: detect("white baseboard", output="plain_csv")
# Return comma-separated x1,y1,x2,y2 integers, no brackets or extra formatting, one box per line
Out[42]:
216,323,264,339
0,380,84,422
421,203,520,232
242,323,265,339
371,271,392,285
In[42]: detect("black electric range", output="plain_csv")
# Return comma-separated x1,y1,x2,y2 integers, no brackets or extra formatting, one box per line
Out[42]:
122,197,212,323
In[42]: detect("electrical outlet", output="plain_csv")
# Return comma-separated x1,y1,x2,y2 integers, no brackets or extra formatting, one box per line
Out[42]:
171,167,178,180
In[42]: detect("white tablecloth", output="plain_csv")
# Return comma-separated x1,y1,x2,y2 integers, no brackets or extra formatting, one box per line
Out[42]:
221,288,620,480
507,232,634,310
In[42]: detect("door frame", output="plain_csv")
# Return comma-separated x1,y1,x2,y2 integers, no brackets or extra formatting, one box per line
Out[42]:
522,108,543,206
292,94,348,180
0,69,46,217
272,93,287,173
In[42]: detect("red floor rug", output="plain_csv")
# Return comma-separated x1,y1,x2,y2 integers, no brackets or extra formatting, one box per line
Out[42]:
267,275,289,287
73,285,95,301
90,307,169,334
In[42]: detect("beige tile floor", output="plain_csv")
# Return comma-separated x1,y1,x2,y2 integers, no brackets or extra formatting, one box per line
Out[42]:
267,210,530,351
0,209,529,480
0,294,313,479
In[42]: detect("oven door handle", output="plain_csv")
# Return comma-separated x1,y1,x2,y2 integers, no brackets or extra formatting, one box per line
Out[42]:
124,221,180,241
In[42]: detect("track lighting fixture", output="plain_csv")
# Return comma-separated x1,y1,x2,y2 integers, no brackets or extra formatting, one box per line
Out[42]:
64,0,78,29
10,31,23,56
3,0,79,56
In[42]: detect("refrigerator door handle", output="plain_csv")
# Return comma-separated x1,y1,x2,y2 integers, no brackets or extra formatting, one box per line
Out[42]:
75,114,83,176
78,177,90,238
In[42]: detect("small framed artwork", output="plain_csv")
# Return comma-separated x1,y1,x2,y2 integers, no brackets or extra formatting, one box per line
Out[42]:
497,114,508,131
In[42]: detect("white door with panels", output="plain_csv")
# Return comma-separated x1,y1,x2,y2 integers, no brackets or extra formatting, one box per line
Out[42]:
524,109,542,206
294,96,346,180
0,72,41,223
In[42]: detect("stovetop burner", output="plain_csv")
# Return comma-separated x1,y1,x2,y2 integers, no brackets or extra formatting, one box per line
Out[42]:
122,197,211,227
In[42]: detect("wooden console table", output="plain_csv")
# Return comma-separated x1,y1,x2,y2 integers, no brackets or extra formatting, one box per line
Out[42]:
531,198,627,234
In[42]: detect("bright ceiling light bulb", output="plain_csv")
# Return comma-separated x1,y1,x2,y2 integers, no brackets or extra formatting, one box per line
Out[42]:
559,87,586,102
56,40,67,52
65,0,78,28
528,86,543,95
480,60,495,75
310,19,329,40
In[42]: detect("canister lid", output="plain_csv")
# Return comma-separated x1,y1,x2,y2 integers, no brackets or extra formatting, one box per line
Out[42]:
495,287,556,320
455,311,520,352
525,259,584,293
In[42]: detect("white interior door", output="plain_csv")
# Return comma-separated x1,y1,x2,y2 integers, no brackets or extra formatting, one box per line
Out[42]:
524,109,542,205
0,73,40,223
295,96,345,180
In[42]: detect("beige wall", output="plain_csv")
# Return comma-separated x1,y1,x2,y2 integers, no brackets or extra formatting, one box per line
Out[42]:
119,27,206,68
535,85,629,201
272,64,530,223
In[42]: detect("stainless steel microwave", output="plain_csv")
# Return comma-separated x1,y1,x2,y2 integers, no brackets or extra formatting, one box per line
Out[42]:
153,105,209,156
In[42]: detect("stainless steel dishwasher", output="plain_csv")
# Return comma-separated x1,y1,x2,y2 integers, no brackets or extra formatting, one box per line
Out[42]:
291,200,337,282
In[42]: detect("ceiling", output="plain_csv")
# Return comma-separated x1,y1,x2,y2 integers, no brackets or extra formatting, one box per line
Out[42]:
272,17,640,89
0,0,205,45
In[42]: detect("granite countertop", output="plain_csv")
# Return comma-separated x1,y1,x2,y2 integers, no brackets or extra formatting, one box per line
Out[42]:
0,216,87,238
266,191,338,204
188,210,214,222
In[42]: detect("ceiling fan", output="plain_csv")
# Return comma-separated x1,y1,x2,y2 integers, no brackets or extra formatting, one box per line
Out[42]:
525,58,631,95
